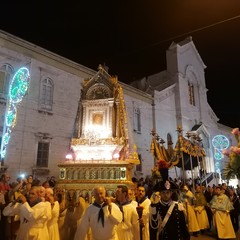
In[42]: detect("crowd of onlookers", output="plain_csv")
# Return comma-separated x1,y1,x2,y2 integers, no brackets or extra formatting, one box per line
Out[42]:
0,171,240,239
0,173,57,239
133,175,240,237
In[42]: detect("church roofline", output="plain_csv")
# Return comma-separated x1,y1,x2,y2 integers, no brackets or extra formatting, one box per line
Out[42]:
120,81,153,103
169,36,207,69
0,30,96,78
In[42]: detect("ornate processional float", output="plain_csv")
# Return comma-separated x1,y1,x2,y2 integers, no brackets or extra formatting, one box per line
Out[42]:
56,65,140,204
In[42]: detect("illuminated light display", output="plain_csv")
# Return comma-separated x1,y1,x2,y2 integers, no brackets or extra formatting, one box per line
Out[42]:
212,135,229,150
83,125,111,139
212,134,230,172
71,144,122,161
113,153,120,159
65,154,73,160
6,105,17,127
66,123,121,161
0,67,30,159
9,67,30,103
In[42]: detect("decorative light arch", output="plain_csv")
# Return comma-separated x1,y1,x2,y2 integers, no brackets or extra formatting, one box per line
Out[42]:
212,134,230,172
0,67,30,159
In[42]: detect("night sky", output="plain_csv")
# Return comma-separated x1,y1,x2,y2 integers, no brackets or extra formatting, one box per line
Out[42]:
1,1,240,128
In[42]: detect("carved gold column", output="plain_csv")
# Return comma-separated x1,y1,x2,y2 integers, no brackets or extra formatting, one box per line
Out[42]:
108,100,114,137
115,100,120,138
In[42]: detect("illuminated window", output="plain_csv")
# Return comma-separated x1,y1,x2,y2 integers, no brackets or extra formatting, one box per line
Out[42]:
40,78,53,110
133,107,141,133
188,81,195,106
36,141,49,167
0,64,14,99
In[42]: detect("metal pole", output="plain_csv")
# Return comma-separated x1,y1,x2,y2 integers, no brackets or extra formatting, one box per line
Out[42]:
136,206,143,240
190,154,195,192
174,166,178,179
181,151,186,185
196,155,200,178
201,155,207,185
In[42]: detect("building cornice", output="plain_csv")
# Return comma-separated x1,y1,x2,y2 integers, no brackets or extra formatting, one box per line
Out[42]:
0,30,96,78
154,84,176,103
120,81,153,103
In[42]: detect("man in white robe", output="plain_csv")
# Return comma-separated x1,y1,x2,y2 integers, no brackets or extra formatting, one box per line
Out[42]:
3,186,49,240
136,185,151,240
38,186,52,235
45,187,60,240
128,189,138,208
115,185,139,240
74,186,122,240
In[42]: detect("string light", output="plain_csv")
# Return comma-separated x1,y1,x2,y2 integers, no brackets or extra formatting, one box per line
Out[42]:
0,67,30,159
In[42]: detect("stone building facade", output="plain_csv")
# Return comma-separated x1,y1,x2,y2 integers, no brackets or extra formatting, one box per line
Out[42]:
0,31,235,183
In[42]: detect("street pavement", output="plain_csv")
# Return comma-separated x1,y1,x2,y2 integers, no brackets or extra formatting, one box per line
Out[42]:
190,231,240,239
190,234,215,239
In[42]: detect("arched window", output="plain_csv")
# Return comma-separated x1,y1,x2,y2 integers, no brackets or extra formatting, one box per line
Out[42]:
188,81,195,106
0,64,14,99
40,78,53,110
133,107,141,133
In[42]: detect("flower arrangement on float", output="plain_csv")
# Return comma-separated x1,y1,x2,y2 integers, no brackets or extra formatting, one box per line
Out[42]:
157,159,170,169
151,159,170,182
222,128,240,180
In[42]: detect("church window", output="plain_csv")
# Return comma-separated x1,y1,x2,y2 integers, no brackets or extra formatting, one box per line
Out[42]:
40,78,53,110
0,64,14,99
133,107,141,133
188,81,195,106
36,141,49,167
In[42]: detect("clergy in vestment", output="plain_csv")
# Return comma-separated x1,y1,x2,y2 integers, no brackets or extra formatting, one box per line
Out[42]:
128,188,138,208
74,186,122,240
194,185,209,231
210,186,236,239
45,187,60,240
136,185,151,240
180,184,200,236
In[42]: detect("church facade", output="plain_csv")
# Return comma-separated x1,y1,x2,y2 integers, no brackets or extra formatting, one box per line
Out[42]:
0,31,235,184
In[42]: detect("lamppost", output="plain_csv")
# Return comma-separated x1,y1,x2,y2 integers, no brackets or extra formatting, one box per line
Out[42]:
176,126,186,184
195,135,208,185
150,129,157,165
186,131,195,192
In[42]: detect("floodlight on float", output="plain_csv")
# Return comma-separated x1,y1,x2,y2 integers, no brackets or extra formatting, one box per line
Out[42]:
113,153,120,159
65,153,73,160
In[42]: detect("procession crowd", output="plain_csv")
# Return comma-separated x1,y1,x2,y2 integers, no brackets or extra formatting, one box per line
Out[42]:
0,172,239,240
